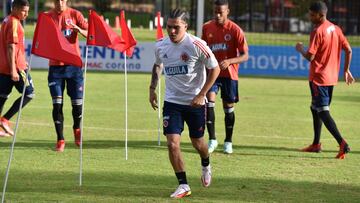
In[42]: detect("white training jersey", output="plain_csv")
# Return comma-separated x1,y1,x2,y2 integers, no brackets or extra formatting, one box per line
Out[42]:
155,33,218,105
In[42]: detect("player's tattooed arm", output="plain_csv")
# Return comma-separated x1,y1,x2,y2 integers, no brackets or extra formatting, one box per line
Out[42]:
149,64,163,110
150,64,163,90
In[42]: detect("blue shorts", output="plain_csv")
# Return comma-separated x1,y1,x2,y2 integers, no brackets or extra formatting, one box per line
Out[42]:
208,77,239,103
309,81,333,112
163,101,206,138
48,65,83,101
0,70,35,99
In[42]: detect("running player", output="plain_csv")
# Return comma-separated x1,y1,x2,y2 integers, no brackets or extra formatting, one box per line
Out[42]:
149,9,220,198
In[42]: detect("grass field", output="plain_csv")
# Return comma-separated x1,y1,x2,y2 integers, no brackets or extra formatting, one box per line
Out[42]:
0,70,359,202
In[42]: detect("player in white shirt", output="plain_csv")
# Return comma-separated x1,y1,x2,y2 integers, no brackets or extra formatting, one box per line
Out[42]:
149,9,220,199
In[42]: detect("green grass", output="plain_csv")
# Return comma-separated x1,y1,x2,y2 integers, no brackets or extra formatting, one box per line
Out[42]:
0,70,359,202
23,24,360,46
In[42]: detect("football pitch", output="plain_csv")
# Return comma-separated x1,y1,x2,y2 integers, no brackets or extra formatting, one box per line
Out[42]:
0,70,359,202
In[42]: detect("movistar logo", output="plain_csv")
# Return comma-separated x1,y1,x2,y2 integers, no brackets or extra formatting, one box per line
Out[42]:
210,43,228,52
165,65,188,75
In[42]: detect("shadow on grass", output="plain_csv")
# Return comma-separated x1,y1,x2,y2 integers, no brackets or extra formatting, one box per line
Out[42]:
1,139,358,156
1,169,360,202
335,95,360,103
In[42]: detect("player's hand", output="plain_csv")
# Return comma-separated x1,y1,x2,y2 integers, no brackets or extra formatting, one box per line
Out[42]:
219,60,230,70
295,42,304,53
149,89,158,110
70,22,81,33
191,94,205,108
11,71,19,82
344,70,355,85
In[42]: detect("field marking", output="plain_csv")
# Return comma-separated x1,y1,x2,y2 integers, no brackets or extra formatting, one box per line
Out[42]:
24,106,358,124
18,121,360,142
26,105,155,114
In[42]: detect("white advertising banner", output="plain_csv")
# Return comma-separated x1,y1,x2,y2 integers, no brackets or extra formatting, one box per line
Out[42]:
25,40,156,72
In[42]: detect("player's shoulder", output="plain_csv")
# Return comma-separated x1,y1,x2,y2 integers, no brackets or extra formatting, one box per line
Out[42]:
46,9,55,15
188,34,212,57
188,33,208,47
226,20,244,32
203,20,215,28
2,15,19,29
155,36,170,49
332,23,343,33
203,20,218,34
5,15,18,24
314,20,338,35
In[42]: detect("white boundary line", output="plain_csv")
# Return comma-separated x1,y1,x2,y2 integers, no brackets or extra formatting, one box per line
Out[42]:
13,121,360,142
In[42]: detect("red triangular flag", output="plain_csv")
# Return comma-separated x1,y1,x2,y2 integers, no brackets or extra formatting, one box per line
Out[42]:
31,12,82,67
120,10,137,57
156,11,164,41
87,10,126,52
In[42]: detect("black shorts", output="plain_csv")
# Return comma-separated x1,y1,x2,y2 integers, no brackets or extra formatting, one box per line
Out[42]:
209,77,239,103
163,101,205,138
48,65,83,102
309,81,333,112
0,70,35,99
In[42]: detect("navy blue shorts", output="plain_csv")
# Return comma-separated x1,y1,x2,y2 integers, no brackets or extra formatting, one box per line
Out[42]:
48,65,83,101
309,81,333,112
163,101,206,138
209,77,239,103
0,70,35,99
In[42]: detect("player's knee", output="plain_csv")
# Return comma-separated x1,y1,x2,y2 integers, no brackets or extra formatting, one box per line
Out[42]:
318,109,331,119
206,102,215,121
53,103,62,112
26,91,35,99
310,105,317,111
25,94,34,101
316,106,330,113
206,101,215,108
22,95,33,106
52,97,63,105
223,107,235,114
191,138,207,152
191,140,201,150
71,99,83,106
167,140,180,151
0,96,7,105
0,94,9,99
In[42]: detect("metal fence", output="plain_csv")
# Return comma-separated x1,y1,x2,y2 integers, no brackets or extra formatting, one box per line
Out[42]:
198,0,360,35
1,0,359,36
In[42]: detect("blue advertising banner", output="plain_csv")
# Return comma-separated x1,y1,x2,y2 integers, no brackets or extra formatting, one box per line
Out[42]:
25,39,359,78
241,45,360,78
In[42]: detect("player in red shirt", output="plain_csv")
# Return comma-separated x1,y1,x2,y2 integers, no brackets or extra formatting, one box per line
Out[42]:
0,0,34,137
202,0,249,154
47,0,88,152
296,1,355,159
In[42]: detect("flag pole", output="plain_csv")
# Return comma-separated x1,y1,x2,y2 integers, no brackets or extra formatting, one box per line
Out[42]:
79,46,89,186
1,55,33,203
157,76,161,146
156,12,163,146
124,52,128,160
